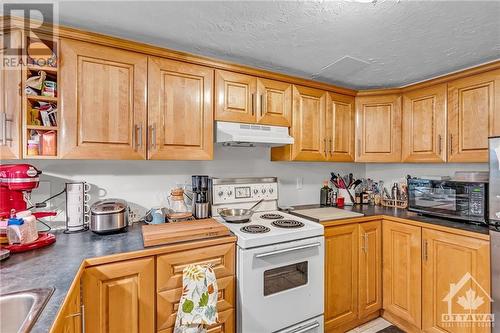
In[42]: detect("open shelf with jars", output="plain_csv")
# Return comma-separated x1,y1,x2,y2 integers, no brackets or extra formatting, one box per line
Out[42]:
22,36,59,158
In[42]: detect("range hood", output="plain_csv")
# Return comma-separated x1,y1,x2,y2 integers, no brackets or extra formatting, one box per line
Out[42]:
216,121,294,147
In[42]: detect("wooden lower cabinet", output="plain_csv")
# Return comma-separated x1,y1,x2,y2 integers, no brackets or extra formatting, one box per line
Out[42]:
157,309,235,333
359,221,382,318
382,220,422,330
324,220,382,332
82,257,155,333
50,282,82,333
422,229,491,333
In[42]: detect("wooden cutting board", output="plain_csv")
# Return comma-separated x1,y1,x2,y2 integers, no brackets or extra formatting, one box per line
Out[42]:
142,218,230,247
292,207,364,222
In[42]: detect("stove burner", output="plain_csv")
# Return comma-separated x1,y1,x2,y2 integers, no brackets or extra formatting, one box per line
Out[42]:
260,213,284,220
271,219,305,229
240,224,271,234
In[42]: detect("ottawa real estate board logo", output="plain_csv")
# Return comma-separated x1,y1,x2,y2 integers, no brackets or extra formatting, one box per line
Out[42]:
441,272,494,328
2,3,58,70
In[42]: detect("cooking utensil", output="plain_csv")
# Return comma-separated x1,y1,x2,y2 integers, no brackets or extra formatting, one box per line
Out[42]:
350,179,362,189
90,199,129,234
218,199,264,223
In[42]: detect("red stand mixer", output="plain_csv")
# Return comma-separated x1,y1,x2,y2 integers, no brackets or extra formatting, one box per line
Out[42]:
1,163,57,252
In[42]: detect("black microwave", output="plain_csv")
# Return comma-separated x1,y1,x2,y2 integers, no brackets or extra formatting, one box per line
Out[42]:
407,179,488,224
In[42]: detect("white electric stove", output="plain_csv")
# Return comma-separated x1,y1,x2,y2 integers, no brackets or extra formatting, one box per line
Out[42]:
210,177,324,333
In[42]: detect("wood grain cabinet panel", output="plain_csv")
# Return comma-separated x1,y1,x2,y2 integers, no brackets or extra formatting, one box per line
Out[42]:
326,92,355,162
422,229,491,333
325,224,359,331
82,257,155,333
157,243,235,291
256,78,292,126
382,220,422,330
355,94,402,162
0,30,22,160
148,57,213,160
448,70,500,162
157,276,235,331
358,221,382,318
215,70,257,123
288,85,327,161
59,38,147,159
50,282,82,333
402,84,447,162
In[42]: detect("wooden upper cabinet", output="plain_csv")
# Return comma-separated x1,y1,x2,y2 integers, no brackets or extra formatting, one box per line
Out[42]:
324,224,359,331
355,94,402,162
326,92,355,162
59,38,147,159
358,221,382,318
215,70,257,123
402,84,447,163
256,78,292,126
422,229,491,333
82,257,155,333
0,30,22,160
289,85,327,161
382,220,422,330
148,57,213,160
448,70,500,162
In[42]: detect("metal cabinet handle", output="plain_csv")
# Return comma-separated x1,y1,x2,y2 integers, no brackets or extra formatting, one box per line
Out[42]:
65,304,85,333
324,138,327,156
438,134,442,155
251,93,256,116
149,124,156,150
423,239,428,261
365,233,369,252
449,134,453,155
282,321,320,333
134,124,142,150
329,138,333,154
357,139,361,157
255,242,321,258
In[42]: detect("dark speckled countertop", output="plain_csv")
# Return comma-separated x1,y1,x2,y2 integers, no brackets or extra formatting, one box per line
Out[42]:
288,204,490,235
0,223,145,333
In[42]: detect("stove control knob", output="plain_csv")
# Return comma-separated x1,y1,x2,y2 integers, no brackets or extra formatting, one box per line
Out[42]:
269,188,274,194
227,190,233,196
261,188,266,194
253,189,259,194
218,191,224,197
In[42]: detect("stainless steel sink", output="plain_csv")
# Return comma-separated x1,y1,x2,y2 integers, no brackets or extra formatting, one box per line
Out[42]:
0,288,54,333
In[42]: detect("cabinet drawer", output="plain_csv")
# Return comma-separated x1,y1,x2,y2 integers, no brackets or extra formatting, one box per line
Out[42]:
157,276,235,331
157,243,235,291
157,308,234,333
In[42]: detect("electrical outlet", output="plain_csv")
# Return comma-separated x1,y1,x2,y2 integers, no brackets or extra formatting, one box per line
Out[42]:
296,177,303,190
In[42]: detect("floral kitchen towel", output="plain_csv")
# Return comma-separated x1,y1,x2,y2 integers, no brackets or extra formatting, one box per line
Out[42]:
174,264,219,333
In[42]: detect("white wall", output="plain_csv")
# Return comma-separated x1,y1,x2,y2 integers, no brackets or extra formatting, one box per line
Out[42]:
365,163,488,185
18,145,365,224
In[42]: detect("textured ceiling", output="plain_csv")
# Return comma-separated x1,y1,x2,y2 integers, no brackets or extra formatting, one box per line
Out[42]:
18,1,500,89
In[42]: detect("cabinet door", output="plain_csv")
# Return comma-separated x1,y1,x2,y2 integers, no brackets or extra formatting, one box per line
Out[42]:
59,38,147,159
402,84,447,162
215,70,256,123
448,70,500,162
382,220,422,329
355,94,402,162
0,30,22,159
82,257,155,333
326,92,355,162
325,224,359,330
148,57,213,160
358,221,382,318
290,85,327,161
51,282,82,333
256,78,292,126
157,309,234,333
422,229,491,333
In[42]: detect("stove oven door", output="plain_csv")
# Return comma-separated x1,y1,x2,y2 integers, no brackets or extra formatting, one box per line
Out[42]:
237,236,324,333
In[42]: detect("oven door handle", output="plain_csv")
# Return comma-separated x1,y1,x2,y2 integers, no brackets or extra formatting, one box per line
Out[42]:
281,321,320,333
255,242,321,258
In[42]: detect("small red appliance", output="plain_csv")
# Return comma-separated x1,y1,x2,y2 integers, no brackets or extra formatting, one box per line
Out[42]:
1,164,57,252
